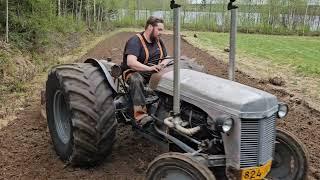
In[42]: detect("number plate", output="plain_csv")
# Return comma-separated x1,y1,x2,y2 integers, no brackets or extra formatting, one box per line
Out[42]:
241,161,272,180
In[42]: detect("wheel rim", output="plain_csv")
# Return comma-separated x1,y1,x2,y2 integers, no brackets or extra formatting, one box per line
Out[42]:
268,140,299,179
53,90,71,144
153,165,196,180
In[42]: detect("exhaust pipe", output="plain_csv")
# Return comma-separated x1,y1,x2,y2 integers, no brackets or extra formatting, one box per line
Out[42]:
164,117,200,136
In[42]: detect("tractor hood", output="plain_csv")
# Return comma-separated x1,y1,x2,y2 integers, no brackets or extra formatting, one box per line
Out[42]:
152,69,278,119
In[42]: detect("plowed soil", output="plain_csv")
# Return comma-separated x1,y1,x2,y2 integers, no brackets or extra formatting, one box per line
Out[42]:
1,32,319,179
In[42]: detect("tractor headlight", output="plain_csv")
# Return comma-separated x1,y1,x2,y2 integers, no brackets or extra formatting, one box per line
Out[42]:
277,103,289,118
215,115,234,133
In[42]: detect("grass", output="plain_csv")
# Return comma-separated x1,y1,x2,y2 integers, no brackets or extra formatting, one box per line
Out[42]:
183,32,320,76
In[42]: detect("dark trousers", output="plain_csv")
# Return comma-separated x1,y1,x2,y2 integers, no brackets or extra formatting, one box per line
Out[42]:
127,72,147,106
125,72,152,121
127,72,151,120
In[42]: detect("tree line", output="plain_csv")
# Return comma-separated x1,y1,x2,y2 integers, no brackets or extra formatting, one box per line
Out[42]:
113,0,320,35
1,0,320,44
0,0,128,46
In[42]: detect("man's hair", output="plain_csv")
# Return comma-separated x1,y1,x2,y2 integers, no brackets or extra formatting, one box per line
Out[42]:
145,16,164,29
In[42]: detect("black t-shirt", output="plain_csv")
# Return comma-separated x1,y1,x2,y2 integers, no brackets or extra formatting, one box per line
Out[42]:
122,32,167,70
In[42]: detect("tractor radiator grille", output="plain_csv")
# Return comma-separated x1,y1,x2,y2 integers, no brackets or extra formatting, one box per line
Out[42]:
240,114,276,168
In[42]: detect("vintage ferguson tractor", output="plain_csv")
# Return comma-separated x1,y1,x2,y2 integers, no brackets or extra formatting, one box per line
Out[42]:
42,1,309,179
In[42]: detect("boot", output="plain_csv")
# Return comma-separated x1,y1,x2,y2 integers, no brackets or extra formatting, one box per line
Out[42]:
134,105,153,127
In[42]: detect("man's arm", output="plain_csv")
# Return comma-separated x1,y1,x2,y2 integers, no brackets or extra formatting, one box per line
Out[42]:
127,54,161,72
158,39,170,68
159,58,171,67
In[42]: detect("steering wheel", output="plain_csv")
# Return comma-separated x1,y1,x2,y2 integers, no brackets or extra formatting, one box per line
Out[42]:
157,56,174,62
147,56,174,68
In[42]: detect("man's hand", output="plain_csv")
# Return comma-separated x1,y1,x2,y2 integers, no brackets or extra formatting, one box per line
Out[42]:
127,55,169,72
159,58,171,68
148,64,163,72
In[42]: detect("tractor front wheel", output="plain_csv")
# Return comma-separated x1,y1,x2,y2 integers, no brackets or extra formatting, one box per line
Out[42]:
267,128,309,180
146,152,216,180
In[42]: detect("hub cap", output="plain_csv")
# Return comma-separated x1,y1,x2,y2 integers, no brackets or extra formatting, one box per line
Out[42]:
53,90,71,144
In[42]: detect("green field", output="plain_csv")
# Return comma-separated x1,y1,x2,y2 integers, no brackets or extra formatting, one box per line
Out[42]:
184,32,320,76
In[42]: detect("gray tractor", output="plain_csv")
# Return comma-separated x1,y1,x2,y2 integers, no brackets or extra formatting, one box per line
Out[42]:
43,1,309,179
44,57,308,179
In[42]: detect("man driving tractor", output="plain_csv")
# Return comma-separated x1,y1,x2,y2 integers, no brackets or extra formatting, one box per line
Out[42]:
122,16,171,127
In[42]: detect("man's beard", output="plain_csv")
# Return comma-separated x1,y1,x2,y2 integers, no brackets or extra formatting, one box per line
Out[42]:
150,29,158,42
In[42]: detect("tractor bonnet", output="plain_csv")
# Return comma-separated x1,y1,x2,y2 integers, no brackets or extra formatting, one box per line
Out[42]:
154,69,278,119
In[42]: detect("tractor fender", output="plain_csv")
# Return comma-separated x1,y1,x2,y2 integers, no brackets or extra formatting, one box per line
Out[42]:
84,58,117,96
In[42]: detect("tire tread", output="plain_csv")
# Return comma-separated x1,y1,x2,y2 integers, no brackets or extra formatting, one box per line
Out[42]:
47,63,116,166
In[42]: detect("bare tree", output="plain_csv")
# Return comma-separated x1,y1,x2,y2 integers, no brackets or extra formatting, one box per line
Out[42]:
58,0,61,16
6,0,9,43
93,0,96,22
201,0,207,9
97,5,101,29
72,0,75,18
86,0,90,26
64,0,67,16
78,0,83,21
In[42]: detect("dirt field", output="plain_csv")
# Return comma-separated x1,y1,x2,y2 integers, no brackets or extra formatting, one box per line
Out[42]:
1,32,319,179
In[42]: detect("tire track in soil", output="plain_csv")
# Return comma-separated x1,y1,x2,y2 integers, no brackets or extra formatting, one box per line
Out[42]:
1,32,319,179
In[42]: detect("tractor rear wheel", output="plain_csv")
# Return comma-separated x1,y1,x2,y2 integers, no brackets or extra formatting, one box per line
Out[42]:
267,128,309,180
146,152,216,180
46,63,117,166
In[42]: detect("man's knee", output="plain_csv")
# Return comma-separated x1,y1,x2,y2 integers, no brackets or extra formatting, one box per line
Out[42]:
128,73,144,85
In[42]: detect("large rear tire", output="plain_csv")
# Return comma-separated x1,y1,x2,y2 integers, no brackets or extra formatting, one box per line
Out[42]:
46,63,117,166
146,152,216,180
267,128,309,180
